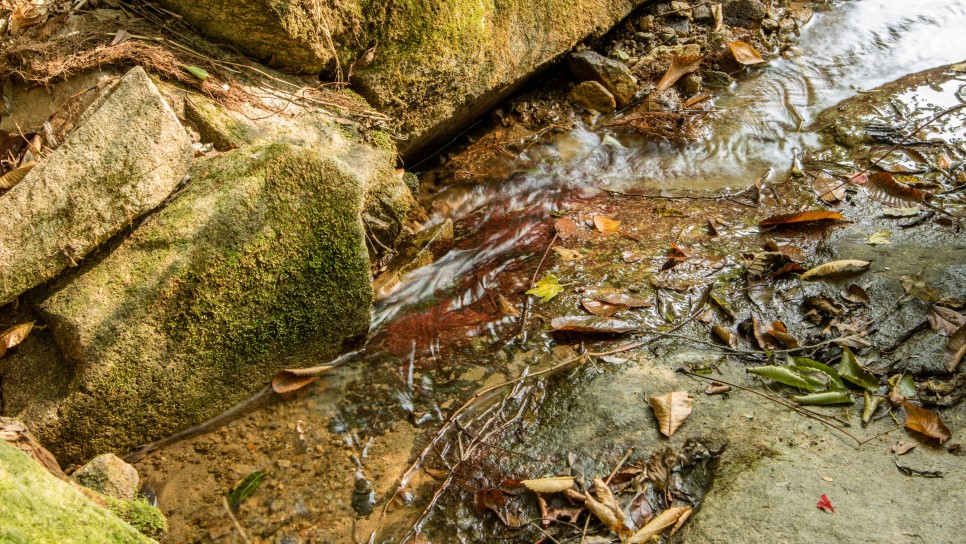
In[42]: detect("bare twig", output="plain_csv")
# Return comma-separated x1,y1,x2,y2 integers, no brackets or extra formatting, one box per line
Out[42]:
518,232,559,341
222,496,251,544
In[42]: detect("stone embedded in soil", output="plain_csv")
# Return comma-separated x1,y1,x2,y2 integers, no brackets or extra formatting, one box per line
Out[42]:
71,453,140,501
0,66,192,306
0,441,153,543
567,50,639,108
569,80,618,113
723,0,768,28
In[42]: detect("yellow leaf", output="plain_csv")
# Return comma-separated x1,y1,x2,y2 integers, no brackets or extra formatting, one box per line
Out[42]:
0,322,34,358
593,215,621,235
520,476,574,493
728,41,765,65
526,274,564,302
649,391,693,438
552,247,584,261
866,231,891,246
800,260,871,280
627,506,691,543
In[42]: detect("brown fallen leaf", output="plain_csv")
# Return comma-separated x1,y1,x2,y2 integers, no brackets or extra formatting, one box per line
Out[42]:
520,476,575,494
812,172,846,203
594,215,621,235
892,440,918,455
711,325,736,348
670,507,694,536
656,55,704,92
553,246,585,261
902,402,951,442
901,274,940,303
592,477,625,521
627,506,691,543
800,260,871,280
841,284,870,305
759,210,847,228
928,305,966,335
582,298,625,317
585,495,631,539
584,289,652,308
728,41,765,65
0,322,34,358
945,324,966,372
649,391,694,438
271,352,357,393
867,172,927,207
475,488,520,527
555,217,577,239
0,161,36,190
551,316,640,334
705,382,732,395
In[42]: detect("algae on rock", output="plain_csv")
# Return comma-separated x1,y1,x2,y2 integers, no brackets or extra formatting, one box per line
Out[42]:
4,143,373,463
0,441,154,543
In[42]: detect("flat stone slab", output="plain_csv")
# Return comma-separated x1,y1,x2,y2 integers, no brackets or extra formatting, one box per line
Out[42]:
0,66,192,305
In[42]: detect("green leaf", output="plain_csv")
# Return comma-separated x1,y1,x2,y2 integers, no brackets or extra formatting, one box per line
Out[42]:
792,390,853,405
862,390,881,425
787,357,844,389
837,347,879,391
228,471,267,511
526,274,564,302
747,365,824,391
897,374,917,398
184,65,210,80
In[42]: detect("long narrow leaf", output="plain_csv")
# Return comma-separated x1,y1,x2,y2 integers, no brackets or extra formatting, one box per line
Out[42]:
228,471,267,511
747,365,823,391
792,390,853,405
837,347,878,390
787,357,844,389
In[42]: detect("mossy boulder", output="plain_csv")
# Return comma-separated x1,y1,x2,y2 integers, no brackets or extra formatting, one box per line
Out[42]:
154,0,648,160
0,441,154,543
4,142,373,463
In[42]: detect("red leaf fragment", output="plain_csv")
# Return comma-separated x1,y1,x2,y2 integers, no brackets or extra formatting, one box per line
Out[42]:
759,210,847,228
816,494,835,513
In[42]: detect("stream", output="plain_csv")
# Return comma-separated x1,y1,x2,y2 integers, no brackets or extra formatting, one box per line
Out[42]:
136,2,966,542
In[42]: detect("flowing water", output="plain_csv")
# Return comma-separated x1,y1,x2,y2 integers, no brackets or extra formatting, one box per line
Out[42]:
139,2,966,541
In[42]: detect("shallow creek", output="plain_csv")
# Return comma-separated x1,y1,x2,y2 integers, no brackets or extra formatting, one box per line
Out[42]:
136,2,966,542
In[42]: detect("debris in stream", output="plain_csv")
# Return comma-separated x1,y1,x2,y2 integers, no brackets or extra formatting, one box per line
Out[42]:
527,274,565,302
816,494,835,513
800,259,872,280
227,470,267,511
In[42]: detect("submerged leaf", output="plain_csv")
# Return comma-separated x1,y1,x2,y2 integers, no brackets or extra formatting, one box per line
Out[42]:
867,172,926,206
812,172,845,203
902,402,951,442
554,217,577,239
747,365,823,391
944,324,966,372
553,246,584,261
792,390,852,405
728,41,765,65
800,260,871,280
881,207,920,218
656,55,704,92
584,289,652,308
526,274,564,302
865,231,892,246
837,347,878,390
900,274,940,302
520,476,574,494
594,215,621,235
551,316,639,334
759,210,846,228
228,471,267,510
581,298,624,317
649,391,694,438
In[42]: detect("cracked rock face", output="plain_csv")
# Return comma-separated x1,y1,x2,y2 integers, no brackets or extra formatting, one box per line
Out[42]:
0,66,192,306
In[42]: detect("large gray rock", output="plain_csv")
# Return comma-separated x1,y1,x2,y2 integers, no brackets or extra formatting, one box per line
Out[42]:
0,441,153,543
154,0,649,161
723,0,767,27
6,142,374,463
0,66,191,305
567,50,639,107
71,453,140,501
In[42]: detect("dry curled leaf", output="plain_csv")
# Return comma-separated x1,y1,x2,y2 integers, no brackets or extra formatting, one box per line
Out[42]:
520,476,575,494
585,495,631,539
0,322,34,358
892,440,918,455
627,506,691,543
841,284,870,304
902,402,951,443
594,215,621,235
867,172,926,206
928,305,966,335
800,259,871,280
0,161,36,190
728,41,765,65
704,382,732,395
945,324,966,372
656,55,704,92
649,391,693,438
759,210,846,228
